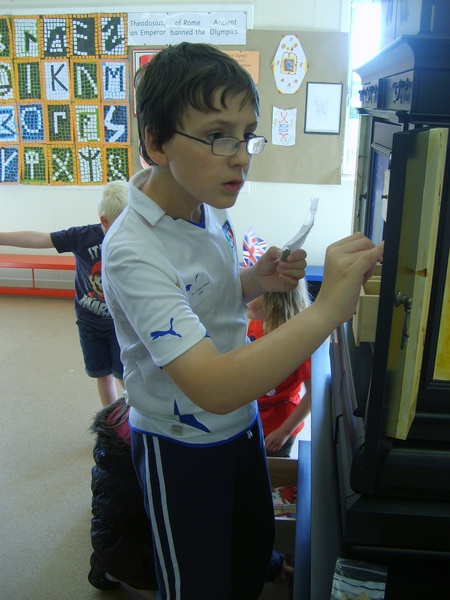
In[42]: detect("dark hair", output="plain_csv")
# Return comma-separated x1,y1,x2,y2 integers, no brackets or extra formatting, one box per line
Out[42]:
135,42,260,166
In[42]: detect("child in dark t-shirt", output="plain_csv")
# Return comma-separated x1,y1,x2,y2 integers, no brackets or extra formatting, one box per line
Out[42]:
0,180,128,406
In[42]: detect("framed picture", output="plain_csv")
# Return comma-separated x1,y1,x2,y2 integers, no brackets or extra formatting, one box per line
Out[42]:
131,48,162,116
304,82,343,135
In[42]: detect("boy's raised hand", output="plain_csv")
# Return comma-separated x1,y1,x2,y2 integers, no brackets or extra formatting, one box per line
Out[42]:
240,233,382,315
315,232,384,329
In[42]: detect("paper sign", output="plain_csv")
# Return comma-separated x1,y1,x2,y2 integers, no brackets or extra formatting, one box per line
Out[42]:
223,50,259,83
210,13,247,44
128,13,167,45
128,12,247,46
166,12,209,44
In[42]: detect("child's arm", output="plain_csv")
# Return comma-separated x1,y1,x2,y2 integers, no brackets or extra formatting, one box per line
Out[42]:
164,233,383,414
240,246,307,303
264,382,311,453
0,231,54,249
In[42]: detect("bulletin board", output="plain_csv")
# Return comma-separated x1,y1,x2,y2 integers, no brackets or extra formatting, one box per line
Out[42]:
129,29,349,184
225,30,349,184
0,13,131,186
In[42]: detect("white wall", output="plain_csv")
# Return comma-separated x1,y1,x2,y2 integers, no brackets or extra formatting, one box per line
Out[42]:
0,0,353,268
231,177,354,266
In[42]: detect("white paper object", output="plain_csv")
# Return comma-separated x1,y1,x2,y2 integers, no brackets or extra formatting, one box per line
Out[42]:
272,107,297,146
272,34,308,94
281,198,319,260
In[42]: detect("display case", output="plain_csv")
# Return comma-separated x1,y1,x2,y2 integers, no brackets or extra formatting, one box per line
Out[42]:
328,34,450,596
379,0,450,50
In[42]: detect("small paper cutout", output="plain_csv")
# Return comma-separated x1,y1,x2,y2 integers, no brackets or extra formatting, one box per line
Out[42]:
106,146,130,181
46,103,72,143
72,60,99,100
19,103,45,142
103,103,129,144
13,17,40,58
0,105,18,142
21,144,48,184
42,16,68,58
272,107,297,146
43,60,70,101
100,15,127,58
77,144,103,184
49,145,76,184
75,105,101,142
71,16,98,57
0,145,19,182
0,17,12,58
272,34,308,94
0,60,14,100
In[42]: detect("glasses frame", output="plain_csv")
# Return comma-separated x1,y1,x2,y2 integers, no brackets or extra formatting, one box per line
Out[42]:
174,130,267,156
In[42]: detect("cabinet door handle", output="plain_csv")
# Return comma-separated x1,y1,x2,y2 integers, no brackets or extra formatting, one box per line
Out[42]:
395,291,412,349
357,191,367,218
392,78,410,104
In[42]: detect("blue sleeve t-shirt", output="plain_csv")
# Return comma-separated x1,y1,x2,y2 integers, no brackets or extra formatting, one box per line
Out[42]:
51,224,114,330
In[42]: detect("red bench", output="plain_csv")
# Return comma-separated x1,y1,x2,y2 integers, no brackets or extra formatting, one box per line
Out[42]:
0,254,76,298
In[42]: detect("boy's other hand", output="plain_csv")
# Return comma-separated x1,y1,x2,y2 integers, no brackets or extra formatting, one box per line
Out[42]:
257,246,307,293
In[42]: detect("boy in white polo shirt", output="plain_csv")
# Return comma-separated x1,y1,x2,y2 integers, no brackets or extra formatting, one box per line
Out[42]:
102,42,383,600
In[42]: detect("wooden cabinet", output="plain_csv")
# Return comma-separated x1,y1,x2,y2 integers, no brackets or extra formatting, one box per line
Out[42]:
326,33,450,597
352,265,381,346
291,31,450,600
353,36,450,449
380,0,450,49
363,126,448,440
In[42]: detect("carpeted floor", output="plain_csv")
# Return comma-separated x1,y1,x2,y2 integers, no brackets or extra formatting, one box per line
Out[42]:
0,296,295,600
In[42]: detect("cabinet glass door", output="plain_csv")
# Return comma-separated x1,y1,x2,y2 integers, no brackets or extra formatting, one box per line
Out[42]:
363,128,448,459
352,126,450,496
382,128,448,439
434,259,450,381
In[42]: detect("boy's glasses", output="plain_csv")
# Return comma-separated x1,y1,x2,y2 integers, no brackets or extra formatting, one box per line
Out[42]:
174,131,267,156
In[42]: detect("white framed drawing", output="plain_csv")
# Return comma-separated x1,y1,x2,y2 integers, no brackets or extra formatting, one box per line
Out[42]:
304,82,343,134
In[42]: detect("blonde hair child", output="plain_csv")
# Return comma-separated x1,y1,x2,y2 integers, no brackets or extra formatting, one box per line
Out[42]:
247,279,312,456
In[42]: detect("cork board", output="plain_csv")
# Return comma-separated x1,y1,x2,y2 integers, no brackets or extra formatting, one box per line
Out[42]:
225,30,349,184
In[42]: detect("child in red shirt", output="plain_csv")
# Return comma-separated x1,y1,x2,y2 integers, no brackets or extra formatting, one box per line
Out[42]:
247,279,312,457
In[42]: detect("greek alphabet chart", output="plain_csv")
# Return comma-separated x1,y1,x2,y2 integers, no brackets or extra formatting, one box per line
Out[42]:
0,14,131,185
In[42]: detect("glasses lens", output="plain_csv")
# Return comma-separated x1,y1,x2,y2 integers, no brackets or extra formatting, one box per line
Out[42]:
212,138,239,156
247,136,266,155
